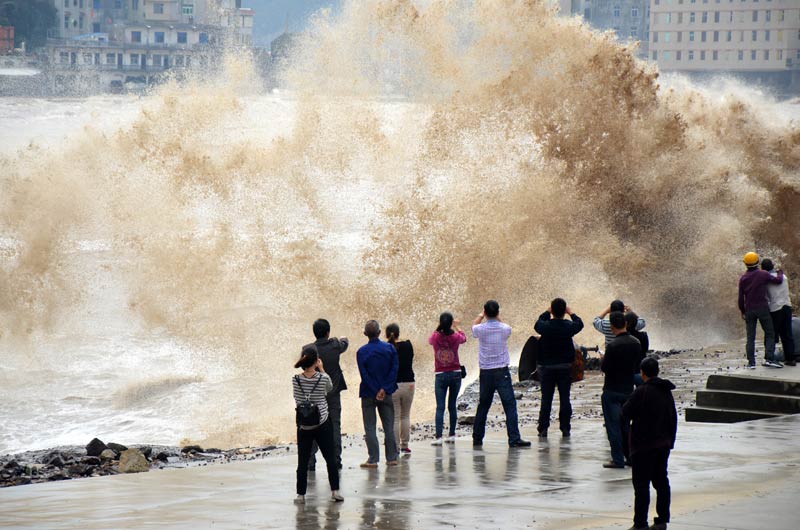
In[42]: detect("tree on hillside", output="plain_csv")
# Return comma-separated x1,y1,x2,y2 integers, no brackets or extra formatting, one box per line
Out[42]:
0,0,57,50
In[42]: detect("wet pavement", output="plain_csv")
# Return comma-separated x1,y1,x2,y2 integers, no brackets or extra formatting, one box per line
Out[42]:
1,411,798,530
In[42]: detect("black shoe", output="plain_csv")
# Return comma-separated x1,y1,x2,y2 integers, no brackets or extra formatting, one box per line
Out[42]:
627,525,648,530
509,439,531,447
561,431,570,438
625,460,632,467
472,440,483,447
786,360,797,366
649,524,668,530
603,460,625,468
537,431,548,438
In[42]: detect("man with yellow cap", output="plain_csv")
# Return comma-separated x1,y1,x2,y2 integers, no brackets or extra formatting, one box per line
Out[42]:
738,252,785,368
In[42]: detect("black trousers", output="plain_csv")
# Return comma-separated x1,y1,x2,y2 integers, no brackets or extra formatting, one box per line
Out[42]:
770,305,796,362
631,448,671,528
296,418,339,495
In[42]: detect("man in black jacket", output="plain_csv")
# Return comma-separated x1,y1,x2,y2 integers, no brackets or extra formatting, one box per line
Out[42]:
600,311,640,468
622,356,677,530
533,298,584,438
305,318,349,470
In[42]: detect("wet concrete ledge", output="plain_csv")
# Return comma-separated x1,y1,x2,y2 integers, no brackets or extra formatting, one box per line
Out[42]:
0,413,798,530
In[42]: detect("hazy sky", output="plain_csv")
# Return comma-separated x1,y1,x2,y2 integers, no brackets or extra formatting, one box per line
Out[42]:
246,0,340,47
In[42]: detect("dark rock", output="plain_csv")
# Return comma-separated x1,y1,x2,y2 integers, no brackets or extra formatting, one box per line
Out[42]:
459,415,476,425
3,460,19,470
259,445,276,452
107,443,128,453
48,471,70,481
515,392,524,400
46,455,65,468
155,452,170,462
81,456,101,465
457,402,469,411
204,448,222,453
181,445,203,454
14,477,32,486
137,446,153,459
67,464,89,476
86,438,107,457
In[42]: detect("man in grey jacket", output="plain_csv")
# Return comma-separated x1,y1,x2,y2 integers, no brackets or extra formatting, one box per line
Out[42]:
762,259,796,366
305,318,349,470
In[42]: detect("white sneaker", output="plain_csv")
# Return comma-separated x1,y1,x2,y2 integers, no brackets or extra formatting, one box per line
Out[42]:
331,491,344,502
294,495,305,504
764,360,784,368
444,435,456,444
431,437,443,446
747,364,757,370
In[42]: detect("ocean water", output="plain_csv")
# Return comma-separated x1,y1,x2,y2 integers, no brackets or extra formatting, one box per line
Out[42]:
2,0,799,454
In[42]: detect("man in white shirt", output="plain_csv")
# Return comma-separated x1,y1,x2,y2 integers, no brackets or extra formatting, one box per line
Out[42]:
471,300,531,447
762,259,796,366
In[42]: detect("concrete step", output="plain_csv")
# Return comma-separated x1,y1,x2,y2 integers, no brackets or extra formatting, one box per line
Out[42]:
685,406,782,423
706,374,800,397
696,389,800,415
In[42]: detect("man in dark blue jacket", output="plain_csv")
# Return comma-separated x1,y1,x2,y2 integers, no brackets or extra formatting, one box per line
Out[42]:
534,298,584,438
357,320,399,468
622,356,677,530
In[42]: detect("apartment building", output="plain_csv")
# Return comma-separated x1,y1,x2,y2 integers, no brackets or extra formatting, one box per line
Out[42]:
559,0,651,57
649,0,800,89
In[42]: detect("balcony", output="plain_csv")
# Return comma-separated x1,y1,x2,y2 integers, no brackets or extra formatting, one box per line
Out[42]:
46,38,211,51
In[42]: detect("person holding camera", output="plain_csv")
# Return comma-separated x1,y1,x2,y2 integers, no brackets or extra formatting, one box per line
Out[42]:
534,298,584,438
292,345,343,504
429,312,467,445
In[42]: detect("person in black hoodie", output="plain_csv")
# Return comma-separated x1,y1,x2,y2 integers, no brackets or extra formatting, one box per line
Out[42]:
304,318,349,471
622,356,677,530
533,298,584,438
625,312,649,387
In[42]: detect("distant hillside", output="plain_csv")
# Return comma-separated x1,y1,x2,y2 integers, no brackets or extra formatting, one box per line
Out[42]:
245,0,340,47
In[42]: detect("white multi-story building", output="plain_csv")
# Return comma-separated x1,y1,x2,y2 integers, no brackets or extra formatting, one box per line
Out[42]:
47,0,254,87
558,0,651,58
649,0,800,90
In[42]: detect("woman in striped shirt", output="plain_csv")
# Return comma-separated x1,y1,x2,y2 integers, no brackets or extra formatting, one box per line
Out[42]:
293,345,343,504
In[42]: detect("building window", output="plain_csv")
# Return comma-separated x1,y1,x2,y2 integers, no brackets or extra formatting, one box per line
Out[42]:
79,13,84,29
177,32,187,44
764,50,769,60
766,10,771,21
664,32,671,42
778,49,783,60
131,31,141,43
59,52,69,64
713,50,718,60
752,30,757,41
778,10,784,22
155,31,165,43
677,51,682,60
82,53,92,64
613,5,620,17
79,0,83,7
631,7,639,17
584,8,591,18
714,11,720,22
727,30,732,41
152,54,162,67
93,0,100,7
182,4,193,15
64,15,69,29
199,32,208,43
702,11,708,23
765,30,770,41
689,31,695,41
701,31,707,42
700,50,706,60
777,30,783,41
652,50,658,60
130,53,139,65
106,53,115,64
132,0,139,9
690,12,696,23
713,30,719,41
664,13,671,24
64,0,68,6
751,50,756,60
678,12,683,24
752,10,758,22
630,28,638,38
689,50,694,60
154,3,164,14
738,50,743,60
664,51,672,61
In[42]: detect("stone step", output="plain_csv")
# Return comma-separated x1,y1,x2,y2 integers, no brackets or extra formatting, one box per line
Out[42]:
685,406,782,423
706,374,800,397
696,389,800,415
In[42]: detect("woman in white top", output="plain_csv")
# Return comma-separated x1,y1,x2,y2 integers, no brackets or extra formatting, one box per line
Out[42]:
293,345,343,503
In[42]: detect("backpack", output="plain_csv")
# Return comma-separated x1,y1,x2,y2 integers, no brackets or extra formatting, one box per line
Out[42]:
294,375,322,427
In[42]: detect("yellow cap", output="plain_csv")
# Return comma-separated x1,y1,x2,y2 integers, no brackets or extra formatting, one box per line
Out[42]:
743,252,760,266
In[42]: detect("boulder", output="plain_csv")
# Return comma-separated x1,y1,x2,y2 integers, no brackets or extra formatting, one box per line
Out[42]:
107,442,128,453
118,449,149,474
136,446,153,459
3,460,19,470
86,438,107,457
155,452,170,462
458,415,476,425
81,456,101,466
67,464,89,476
181,445,203,454
46,455,65,468
99,449,117,461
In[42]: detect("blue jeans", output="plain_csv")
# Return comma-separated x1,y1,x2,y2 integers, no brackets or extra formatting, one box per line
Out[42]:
602,389,631,465
435,371,462,438
745,307,776,364
361,395,398,464
472,367,522,445
537,365,572,435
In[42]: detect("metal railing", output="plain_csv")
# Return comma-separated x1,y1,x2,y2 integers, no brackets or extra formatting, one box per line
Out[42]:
46,38,211,51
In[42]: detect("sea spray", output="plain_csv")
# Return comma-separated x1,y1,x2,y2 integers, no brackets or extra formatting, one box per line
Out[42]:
1,0,798,451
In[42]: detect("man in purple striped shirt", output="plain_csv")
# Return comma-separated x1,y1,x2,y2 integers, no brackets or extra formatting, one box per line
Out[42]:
471,300,531,448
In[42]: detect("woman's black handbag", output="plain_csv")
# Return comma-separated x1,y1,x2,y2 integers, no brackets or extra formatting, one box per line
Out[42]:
294,375,322,427
460,365,467,379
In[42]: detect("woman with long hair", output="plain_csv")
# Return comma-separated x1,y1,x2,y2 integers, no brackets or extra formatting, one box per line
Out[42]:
292,345,343,504
386,323,415,454
429,312,467,445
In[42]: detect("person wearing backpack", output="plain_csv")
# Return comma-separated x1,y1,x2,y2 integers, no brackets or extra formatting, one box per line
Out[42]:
292,345,343,504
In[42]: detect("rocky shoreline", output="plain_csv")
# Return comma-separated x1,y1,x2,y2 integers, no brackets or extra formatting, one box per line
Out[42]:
1,346,744,489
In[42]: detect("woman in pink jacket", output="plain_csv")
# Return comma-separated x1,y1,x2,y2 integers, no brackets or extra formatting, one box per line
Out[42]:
429,312,467,445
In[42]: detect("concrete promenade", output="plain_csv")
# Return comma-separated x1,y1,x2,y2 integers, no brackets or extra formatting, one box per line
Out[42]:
1,411,798,530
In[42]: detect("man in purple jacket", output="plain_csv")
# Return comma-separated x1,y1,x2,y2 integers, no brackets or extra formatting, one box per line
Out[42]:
738,252,784,368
